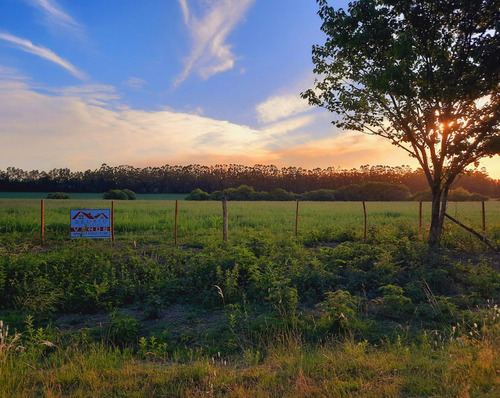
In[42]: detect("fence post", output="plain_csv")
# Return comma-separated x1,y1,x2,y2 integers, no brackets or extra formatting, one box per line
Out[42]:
419,200,423,230
482,200,486,234
363,200,367,240
295,200,299,237
175,199,178,246
111,200,115,243
222,197,228,242
41,199,45,246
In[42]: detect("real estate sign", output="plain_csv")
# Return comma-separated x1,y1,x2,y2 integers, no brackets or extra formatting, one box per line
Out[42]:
70,209,111,239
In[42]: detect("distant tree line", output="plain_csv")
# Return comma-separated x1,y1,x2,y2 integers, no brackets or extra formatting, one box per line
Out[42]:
186,183,489,202
0,163,498,197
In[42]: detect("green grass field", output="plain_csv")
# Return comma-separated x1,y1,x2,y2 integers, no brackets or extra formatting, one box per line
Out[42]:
1,199,499,396
1,198,498,247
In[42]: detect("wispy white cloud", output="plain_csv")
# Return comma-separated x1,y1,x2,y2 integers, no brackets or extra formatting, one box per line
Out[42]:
260,115,316,138
29,0,82,33
0,71,271,170
123,77,147,90
256,94,312,124
178,0,189,25
0,33,87,80
0,65,28,81
174,0,255,86
49,84,120,107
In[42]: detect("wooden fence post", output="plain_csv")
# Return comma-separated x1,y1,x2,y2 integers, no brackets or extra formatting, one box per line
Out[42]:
111,200,115,243
482,200,486,234
363,201,367,240
41,199,45,246
222,197,228,242
295,200,299,237
419,200,423,230
175,199,178,246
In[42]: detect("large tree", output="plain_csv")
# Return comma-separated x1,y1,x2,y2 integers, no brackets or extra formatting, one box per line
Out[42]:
302,0,500,246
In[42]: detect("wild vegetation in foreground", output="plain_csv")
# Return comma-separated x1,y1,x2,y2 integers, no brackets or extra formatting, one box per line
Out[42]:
0,200,499,396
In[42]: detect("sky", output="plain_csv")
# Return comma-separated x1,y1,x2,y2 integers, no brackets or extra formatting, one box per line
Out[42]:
0,0,498,178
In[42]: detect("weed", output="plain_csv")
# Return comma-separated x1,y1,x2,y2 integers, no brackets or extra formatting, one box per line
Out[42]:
379,284,413,316
107,310,139,346
317,290,361,332
0,320,21,359
137,335,168,360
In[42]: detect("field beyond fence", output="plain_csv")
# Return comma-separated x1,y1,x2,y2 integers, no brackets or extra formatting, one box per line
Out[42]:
1,199,499,248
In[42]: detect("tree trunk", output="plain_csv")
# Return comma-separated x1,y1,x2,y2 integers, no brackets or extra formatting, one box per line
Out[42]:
428,188,443,247
428,186,450,247
439,187,450,236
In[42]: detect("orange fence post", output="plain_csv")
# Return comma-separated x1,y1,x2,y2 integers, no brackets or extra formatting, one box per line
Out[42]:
111,200,115,243
482,200,486,234
419,200,423,230
41,199,45,246
222,197,228,242
175,199,179,246
295,200,299,237
363,201,367,240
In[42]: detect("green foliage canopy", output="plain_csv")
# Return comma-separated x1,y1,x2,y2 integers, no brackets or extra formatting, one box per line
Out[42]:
303,0,500,244
303,0,499,178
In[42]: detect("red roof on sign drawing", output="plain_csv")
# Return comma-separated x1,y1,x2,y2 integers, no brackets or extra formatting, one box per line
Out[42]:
94,213,109,219
72,211,94,220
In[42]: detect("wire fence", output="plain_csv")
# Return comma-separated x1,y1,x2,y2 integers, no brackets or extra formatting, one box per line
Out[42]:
1,198,498,248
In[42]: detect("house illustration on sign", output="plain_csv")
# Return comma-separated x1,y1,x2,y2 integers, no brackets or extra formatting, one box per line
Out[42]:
93,213,109,220
72,211,95,220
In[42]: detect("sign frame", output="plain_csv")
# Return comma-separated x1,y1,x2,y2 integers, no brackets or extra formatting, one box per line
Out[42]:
70,209,111,239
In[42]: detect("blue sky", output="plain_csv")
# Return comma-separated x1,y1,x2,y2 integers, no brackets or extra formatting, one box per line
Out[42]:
0,0,498,178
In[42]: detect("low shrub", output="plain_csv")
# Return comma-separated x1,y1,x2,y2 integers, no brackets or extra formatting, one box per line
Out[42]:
412,187,489,201
121,189,136,200
300,189,336,201
47,192,71,199
223,185,255,200
103,189,136,200
267,188,296,201
183,183,410,201
335,182,410,201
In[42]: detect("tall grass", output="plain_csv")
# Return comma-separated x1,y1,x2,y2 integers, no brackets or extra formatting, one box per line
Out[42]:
0,317,498,397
